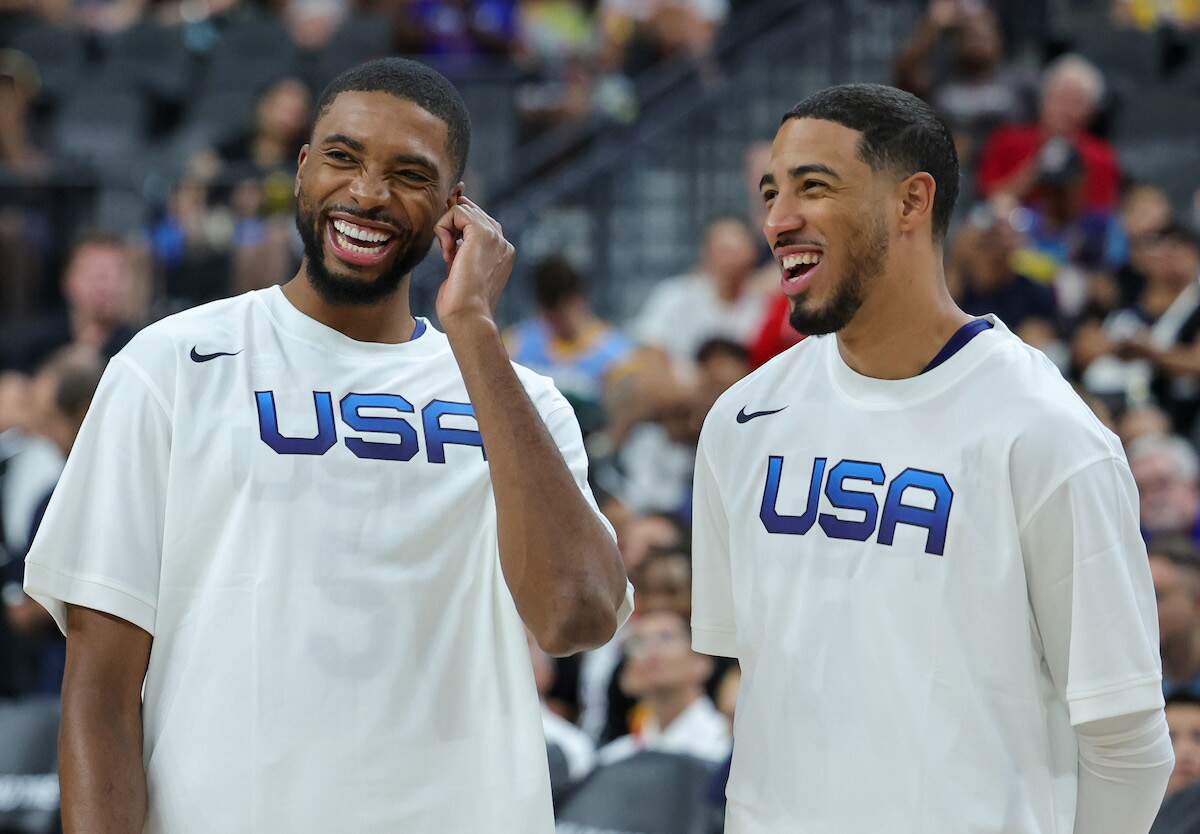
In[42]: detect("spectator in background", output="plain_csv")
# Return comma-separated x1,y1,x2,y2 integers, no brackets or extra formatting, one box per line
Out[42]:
1121,403,1173,447
600,0,728,75
1131,434,1200,546
1,231,142,373
506,255,635,435
529,630,595,795
220,77,312,177
0,48,45,176
1078,223,1200,431
692,337,750,424
390,0,518,58
597,611,730,766
977,54,1120,211
951,198,1059,340
1153,693,1200,834
894,0,1036,168
2,347,104,696
635,216,767,377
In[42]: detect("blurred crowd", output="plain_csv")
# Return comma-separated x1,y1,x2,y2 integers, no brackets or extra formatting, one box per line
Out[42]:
4,0,1200,831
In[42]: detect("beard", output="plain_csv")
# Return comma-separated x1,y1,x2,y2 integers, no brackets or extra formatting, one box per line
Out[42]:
295,188,435,306
787,208,889,335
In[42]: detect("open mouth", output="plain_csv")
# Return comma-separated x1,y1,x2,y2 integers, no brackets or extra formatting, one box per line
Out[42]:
780,251,823,295
326,217,399,267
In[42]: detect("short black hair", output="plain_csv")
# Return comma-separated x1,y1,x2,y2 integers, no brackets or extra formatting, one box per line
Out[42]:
532,255,585,311
695,337,750,367
783,83,960,240
315,58,471,182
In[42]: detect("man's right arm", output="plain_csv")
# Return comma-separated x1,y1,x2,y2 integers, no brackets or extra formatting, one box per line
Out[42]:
60,604,153,834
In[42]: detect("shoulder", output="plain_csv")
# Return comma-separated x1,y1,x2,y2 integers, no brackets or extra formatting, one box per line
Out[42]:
980,329,1123,489
703,336,822,431
112,292,261,403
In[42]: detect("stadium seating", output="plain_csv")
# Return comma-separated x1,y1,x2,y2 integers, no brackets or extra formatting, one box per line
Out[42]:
0,697,60,834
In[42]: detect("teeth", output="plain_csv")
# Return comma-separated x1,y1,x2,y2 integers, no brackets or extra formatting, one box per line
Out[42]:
332,219,392,244
335,231,383,256
782,252,823,270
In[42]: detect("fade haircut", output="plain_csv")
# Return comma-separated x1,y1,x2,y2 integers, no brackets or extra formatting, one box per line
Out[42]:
315,58,471,182
783,83,960,240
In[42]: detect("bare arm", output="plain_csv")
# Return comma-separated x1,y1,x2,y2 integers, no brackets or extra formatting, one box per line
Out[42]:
434,196,628,657
59,604,153,833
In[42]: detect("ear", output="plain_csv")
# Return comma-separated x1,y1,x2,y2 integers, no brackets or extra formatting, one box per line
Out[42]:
294,144,309,198
897,171,937,237
447,181,465,209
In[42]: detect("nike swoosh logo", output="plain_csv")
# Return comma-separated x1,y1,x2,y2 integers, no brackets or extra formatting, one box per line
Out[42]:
190,347,243,363
736,406,788,423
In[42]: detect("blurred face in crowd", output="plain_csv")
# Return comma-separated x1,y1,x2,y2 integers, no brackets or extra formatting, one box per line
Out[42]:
632,552,692,619
63,241,134,327
1132,450,1200,537
956,8,1002,74
1121,185,1171,241
1145,236,1200,290
1040,71,1095,137
1118,405,1171,448
1151,556,1200,645
258,78,312,144
1167,701,1200,795
621,611,710,700
294,90,460,305
620,514,684,572
703,219,759,291
761,117,891,335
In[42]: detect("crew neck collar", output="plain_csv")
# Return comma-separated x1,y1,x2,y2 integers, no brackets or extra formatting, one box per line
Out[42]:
256,285,445,360
824,314,1004,409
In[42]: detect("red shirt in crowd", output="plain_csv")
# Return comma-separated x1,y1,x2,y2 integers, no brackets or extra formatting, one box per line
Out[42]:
749,294,805,368
976,125,1121,210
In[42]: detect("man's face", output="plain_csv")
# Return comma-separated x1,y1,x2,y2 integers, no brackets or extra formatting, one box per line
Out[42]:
760,118,891,335
632,554,692,620
622,612,706,698
1168,702,1200,795
703,219,758,287
1040,75,1093,137
294,91,457,305
63,243,133,325
1133,452,1199,536
1152,556,1200,644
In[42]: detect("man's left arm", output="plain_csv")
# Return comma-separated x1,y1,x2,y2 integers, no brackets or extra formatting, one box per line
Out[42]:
1021,455,1173,834
434,196,629,657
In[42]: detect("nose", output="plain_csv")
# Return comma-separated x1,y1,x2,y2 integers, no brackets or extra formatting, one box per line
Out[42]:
763,192,806,247
349,169,390,211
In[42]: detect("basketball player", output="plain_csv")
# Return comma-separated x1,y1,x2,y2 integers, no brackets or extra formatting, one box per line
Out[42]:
691,83,1172,833
24,58,631,833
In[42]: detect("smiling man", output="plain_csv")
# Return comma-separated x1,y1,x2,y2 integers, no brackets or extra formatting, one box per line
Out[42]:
691,84,1172,833
22,58,631,834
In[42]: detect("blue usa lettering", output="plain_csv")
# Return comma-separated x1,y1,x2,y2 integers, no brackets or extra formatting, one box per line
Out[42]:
255,390,486,464
759,455,952,556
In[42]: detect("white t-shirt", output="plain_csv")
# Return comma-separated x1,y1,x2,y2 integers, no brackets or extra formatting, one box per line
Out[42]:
691,316,1163,834
542,706,596,782
634,273,768,368
24,286,632,834
596,694,731,767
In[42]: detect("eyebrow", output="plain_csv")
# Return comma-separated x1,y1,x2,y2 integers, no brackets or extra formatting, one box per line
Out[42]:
320,134,440,178
759,163,842,191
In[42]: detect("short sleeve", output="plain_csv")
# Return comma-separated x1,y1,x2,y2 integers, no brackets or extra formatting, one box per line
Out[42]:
542,402,634,628
691,430,737,657
23,356,171,636
1021,456,1163,726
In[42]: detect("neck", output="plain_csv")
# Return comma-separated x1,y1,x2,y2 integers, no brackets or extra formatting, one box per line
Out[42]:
1163,629,1200,682
714,275,743,304
835,246,972,379
646,687,702,732
282,264,418,344
70,311,113,348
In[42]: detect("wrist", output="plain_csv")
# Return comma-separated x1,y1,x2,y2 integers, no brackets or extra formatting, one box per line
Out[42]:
441,310,501,342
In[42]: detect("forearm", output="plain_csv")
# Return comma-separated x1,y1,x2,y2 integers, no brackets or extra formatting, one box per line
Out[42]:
1073,709,1173,834
1149,346,1200,377
59,688,147,833
445,315,627,654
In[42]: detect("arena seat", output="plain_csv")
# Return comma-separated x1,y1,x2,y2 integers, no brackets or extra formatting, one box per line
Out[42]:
0,696,60,834
101,22,195,104
52,89,149,166
11,23,87,104
555,751,716,834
